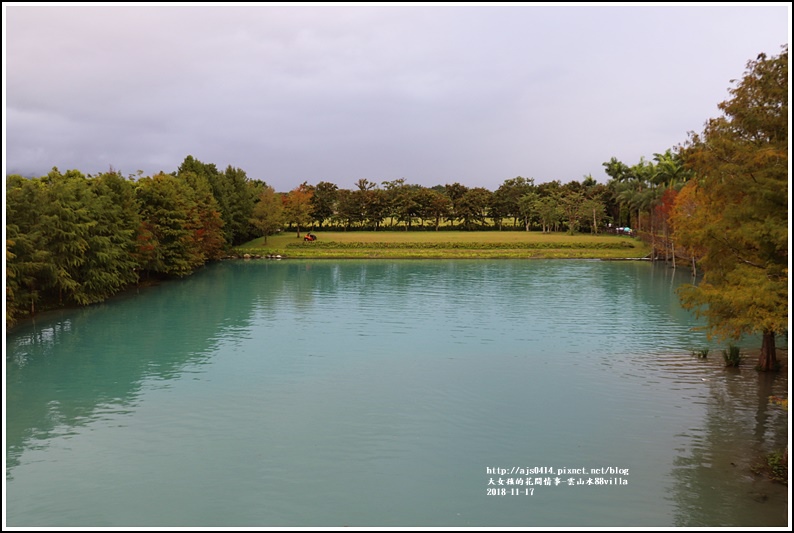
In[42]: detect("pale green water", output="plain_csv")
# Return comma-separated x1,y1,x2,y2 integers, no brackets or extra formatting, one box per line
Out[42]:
5,260,789,527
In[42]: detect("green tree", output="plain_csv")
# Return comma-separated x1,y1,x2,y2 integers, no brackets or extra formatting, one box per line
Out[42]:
580,176,609,234
603,161,632,227
490,177,533,230
458,187,492,230
672,45,788,372
176,156,254,245
560,189,585,235
392,183,422,230
413,186,437,229
177,171,227,261
6,175,53,321
535,181,564,232
380,178,404,227
78,171,142,301
333,189,362,230
363,187,388,231
604,157,654,233
219,165,256,245
6,169,142,311
250,185,285,244
310,181,339,227
518,191,539,231
412,187,444,229
135,173,205,277
444,182,469,228
534,195,562,233
580,197,606,235
37,168,97,305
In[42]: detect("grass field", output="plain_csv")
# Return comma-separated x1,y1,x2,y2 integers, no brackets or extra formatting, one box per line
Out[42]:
234,231,652,260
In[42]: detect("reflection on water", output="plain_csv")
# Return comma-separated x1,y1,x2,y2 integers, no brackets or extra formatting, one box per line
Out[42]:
5,260,788,527
670,371,789,527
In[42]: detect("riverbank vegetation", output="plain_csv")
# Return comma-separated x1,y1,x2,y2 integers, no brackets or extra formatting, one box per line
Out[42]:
233,231,648,260
6,44,788,378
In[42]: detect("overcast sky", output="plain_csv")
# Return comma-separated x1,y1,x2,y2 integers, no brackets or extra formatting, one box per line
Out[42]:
3,3,790,191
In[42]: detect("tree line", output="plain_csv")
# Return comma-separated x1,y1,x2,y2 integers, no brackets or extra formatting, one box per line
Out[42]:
5,158,636,326
6,45,787,373
273,175,619,235
6,159,255,325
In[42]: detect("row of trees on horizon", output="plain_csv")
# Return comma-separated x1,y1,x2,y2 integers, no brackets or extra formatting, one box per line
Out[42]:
5,45,788,373
5,150,687,316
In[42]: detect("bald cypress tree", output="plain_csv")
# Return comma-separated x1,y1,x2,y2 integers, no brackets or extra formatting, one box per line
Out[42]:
37,168,96,305
77,171,141,302
6,175,53,322
672,45,788,371
177,171,227,261
135,173,205,277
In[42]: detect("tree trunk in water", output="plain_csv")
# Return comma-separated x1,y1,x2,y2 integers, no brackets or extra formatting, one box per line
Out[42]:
671,240,676,269
650,213,656,261
757,330,778,372
30,284,35,316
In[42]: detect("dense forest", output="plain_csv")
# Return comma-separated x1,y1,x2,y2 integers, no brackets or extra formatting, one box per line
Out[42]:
5,45,787,372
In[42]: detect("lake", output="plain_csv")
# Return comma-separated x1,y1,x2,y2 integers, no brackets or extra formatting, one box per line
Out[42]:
5,259,789,527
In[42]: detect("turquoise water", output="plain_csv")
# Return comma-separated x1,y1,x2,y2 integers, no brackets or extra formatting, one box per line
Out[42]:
5,260,789,527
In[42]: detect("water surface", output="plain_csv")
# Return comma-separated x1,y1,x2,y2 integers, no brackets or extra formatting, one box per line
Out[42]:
6,260,789,527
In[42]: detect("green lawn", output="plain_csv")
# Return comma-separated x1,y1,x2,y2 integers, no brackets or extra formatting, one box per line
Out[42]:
234,231,651,260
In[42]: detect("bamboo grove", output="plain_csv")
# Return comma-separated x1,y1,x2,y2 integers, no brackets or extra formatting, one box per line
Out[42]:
5,46,788,371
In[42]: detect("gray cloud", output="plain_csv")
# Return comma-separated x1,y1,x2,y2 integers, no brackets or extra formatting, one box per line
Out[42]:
4,4,789,190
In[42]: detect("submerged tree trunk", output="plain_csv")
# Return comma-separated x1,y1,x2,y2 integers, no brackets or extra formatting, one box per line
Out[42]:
650,212,656,261
757,330,778,372
29,283,36,316
671,240,676,269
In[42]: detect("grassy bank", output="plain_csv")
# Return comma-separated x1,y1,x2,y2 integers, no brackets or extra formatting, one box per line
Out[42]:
233,231,652,259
